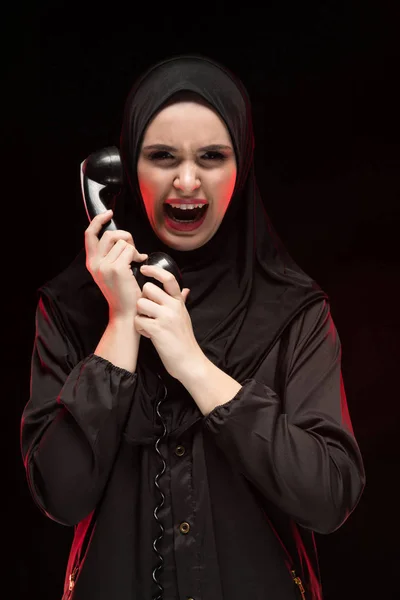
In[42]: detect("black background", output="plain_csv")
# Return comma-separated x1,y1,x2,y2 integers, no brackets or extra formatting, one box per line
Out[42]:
10,1,400,598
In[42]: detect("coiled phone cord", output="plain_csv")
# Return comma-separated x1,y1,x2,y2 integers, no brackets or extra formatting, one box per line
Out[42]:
152,374,168,600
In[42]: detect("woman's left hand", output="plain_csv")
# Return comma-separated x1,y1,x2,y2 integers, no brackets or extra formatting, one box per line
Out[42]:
135,264,204,381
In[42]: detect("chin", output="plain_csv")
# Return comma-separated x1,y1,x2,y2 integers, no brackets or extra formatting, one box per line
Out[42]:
165,238,203,251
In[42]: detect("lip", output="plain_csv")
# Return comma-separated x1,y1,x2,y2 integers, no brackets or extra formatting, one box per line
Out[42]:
164,198,209,206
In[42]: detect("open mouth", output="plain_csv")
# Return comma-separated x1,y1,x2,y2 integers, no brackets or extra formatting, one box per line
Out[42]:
164,204,209,223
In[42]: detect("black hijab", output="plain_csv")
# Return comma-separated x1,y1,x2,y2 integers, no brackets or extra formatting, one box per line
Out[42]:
41,53,327,382
114,53,327,380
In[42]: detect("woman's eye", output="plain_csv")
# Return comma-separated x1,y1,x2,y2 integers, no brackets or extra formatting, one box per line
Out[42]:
148,151,225,162
202,151,225,161
149,151,173,160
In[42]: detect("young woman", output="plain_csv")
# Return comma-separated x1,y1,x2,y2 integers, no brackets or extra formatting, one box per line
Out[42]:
21,54,365,600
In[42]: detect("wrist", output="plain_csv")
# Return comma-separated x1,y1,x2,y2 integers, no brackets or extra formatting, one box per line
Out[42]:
109,311,137,329
95,310,141,374
177,350,210,387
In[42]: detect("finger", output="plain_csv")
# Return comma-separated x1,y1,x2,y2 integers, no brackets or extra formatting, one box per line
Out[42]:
141,281,166,304
134,314,152,338
97,229,132,258
84,209,114,258
140,265,180,299
102,239,135,266
182,288,190,303
136,297,159,319
97,230,148,263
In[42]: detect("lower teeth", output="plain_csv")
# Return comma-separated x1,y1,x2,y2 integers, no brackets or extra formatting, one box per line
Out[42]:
173,217,198,223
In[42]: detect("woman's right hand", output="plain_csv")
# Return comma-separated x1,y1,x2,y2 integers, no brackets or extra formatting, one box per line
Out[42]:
85,210,148,320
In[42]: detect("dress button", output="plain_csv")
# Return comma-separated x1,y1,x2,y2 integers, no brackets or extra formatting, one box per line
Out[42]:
175,445,185,457
179,522,190,534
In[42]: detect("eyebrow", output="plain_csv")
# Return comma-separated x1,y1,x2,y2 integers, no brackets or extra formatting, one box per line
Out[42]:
142,143,233,152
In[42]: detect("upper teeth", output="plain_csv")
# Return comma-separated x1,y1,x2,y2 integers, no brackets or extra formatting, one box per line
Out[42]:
169,203,206,210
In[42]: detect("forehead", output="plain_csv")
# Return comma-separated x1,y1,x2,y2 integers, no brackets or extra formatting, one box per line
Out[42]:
143,100,229,142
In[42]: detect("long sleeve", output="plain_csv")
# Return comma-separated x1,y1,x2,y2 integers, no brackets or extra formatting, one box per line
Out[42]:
20,294,139,526
203,299,365,534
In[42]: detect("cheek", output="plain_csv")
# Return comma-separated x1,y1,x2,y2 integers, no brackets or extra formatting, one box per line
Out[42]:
213,167,237,213
226,167,237,196
138,167,165,210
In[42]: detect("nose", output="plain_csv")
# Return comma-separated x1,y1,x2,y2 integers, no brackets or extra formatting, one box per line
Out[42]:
173,163,201,193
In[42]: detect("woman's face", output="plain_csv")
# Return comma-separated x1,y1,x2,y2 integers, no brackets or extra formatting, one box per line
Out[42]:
137,98,237,250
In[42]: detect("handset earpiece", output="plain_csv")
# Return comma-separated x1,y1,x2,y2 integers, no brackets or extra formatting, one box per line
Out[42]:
80,146,183,291
80,145,122,236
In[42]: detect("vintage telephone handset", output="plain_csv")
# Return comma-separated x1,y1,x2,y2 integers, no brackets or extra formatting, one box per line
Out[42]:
80,145,183,290
80,146,176,599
